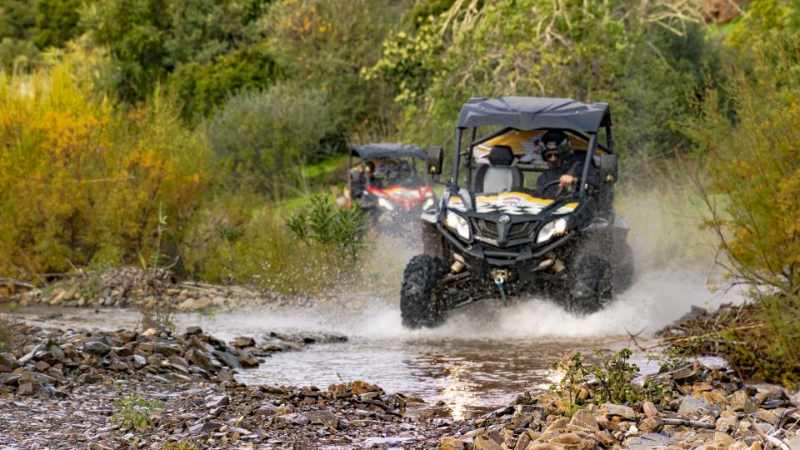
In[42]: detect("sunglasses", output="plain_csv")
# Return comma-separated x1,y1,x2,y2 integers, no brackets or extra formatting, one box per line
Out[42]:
544,152,559,161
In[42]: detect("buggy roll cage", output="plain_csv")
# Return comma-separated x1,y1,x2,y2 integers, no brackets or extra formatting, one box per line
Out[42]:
449,97,613,201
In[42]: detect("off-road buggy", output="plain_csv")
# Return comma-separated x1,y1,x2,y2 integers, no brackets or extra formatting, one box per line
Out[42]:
401,97,635,329
347,143,435,230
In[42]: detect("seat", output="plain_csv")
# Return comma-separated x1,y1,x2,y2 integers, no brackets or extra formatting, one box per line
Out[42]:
472,145,523,193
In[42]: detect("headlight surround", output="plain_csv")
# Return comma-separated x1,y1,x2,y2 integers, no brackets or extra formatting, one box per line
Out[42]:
536,218,568,244
377,197,395,211
445,210,471,240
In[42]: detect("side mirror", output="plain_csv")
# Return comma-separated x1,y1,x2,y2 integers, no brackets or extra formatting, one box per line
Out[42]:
599,154,618,183
427,146,444,176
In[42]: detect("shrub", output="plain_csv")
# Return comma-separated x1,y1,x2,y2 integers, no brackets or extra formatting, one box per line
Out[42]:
286,194,367,259
686,50,800,387
168,45,281,121
0,62,212,281
206,85,338,196
182,193,367,295
370,0,717,161
111,395,164,431
265,0,404,135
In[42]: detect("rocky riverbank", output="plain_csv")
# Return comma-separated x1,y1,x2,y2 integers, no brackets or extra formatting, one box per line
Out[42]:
4,267,279,312
437,359,800,450
3,306,800,449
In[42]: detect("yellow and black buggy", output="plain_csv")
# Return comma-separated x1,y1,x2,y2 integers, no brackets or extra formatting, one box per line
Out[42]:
401,97,635,328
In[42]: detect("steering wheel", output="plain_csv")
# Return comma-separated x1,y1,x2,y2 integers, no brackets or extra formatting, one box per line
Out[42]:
540,178,579,198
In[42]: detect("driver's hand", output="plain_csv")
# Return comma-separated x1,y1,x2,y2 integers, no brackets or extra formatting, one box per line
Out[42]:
559,174,576,188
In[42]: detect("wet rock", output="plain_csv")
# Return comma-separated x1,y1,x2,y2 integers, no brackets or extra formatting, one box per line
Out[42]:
83,341,111,356
237,349,260,368
184,326,203,336
231,337,255,349
212,350,240,369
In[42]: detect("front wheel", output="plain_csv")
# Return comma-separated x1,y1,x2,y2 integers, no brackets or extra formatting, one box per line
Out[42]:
400,255,447,329
567,254,612,314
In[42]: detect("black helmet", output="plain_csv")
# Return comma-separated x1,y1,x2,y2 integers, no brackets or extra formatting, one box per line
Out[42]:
541,130,570,160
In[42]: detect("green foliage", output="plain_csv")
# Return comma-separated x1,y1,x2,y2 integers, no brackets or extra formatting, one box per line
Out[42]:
265,0,406,134
589,348,640,405
89,0,271,103
169,45,281,121
34,0,84,49
206,85,338,195
287,194,367,259
551,352,590,415
688,62,800,297
181,195,364,295
551,349,644,414
371,0,717,165
112,395,164,431
0,62,212,281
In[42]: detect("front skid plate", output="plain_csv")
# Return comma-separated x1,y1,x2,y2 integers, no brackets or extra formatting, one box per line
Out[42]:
436,272,566,311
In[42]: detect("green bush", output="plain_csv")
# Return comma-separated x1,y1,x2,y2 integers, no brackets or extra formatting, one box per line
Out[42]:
265,0,405,135
168,45,281,121
182,193,367,295
287,194,367,259
686,49,800,387
112,395,164,432
206,85,339,196
370,0,718,163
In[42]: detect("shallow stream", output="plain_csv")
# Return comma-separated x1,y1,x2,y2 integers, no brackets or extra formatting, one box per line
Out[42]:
12,266,737,419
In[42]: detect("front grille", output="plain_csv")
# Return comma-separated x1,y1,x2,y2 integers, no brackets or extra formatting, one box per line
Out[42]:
508,222,536,240
474,219,536,241
475,219,498,238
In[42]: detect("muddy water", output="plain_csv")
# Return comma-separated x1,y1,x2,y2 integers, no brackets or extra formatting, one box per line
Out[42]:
12,266,739,419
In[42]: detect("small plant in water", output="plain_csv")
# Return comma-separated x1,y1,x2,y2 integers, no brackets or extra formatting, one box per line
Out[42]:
551,352,590,415
552,348,648,413
112,395,164,431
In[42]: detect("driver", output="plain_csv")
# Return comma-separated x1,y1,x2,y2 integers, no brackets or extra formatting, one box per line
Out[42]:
536,130,584,198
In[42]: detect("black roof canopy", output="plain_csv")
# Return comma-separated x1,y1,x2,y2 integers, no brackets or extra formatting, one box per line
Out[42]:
351,143,427,160
457,96,610,133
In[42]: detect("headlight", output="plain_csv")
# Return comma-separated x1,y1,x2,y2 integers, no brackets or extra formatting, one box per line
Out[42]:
537,218,568,244
422,197,435,211
377,197,395,211
445,210,471,240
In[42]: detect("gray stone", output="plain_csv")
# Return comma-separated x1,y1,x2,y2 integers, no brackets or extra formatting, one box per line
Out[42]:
601,403,637,420
678,396,717,418
0,352,17,372
307,410,340,429
131,354,147,368
83,340,111,356
213,350,241,369
623,432,674,450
